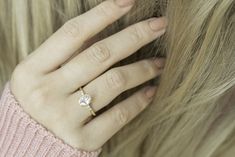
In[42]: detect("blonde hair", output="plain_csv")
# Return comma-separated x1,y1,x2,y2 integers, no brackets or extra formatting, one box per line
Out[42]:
0,0,235,156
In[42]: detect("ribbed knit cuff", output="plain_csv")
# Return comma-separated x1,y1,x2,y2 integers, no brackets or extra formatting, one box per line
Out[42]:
0,82,102,157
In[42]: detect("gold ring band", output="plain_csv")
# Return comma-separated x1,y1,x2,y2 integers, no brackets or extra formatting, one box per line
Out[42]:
87,105,96,116
78,87,96,116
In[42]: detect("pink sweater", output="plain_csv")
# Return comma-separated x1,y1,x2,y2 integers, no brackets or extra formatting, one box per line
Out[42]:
0,82,102,157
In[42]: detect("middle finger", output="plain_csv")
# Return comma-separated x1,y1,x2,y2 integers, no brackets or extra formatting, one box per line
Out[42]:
67,57,165,122
54,17,167,92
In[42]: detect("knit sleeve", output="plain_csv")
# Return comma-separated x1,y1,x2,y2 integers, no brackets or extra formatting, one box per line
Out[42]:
0,82,102,157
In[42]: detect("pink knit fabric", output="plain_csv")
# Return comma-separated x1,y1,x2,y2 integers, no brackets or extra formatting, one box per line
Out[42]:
0,82,102,157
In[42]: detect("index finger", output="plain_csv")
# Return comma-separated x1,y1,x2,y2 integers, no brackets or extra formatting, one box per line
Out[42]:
26,0,135,73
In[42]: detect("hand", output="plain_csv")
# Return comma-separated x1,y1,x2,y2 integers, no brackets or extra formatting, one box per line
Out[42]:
10,0,167,151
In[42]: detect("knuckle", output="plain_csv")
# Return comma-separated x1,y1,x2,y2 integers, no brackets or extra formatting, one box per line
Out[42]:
88,42,110,63
142,22,154,35
11,62,31,84
62,19,83,38
129,25,144,43
106,69,126,90
96,2,113,19
60,65,76,84
12,64,25,79
115,107,129,125
31,87,50,106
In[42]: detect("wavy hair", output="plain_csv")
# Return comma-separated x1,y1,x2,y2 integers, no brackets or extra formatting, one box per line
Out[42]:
0,0,235,156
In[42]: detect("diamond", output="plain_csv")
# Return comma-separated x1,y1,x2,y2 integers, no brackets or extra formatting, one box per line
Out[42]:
79,94,92,107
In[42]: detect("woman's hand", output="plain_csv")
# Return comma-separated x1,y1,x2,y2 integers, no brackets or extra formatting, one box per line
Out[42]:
10,0,167,151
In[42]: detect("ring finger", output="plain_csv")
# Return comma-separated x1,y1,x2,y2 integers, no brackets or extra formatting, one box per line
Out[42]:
67,57,165,122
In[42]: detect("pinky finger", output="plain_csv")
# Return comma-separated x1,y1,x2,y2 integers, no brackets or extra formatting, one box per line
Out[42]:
82,85,157,150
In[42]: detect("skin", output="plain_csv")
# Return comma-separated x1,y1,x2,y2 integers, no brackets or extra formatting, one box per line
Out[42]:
10,0,168,151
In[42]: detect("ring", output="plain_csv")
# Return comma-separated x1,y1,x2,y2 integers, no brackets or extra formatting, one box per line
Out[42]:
78,87,96,116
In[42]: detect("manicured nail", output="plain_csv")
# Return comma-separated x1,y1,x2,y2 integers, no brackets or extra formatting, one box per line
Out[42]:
145,86,157,99
149,17,168,32
115,0,135,7
154,58,166,69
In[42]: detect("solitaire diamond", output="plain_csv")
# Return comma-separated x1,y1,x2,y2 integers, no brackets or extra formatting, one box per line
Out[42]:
79,94,92,107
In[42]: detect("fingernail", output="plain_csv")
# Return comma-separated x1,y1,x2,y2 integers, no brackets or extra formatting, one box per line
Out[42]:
154,58,166,69
115,0,135,7
149,17,168,32
145,86,157,99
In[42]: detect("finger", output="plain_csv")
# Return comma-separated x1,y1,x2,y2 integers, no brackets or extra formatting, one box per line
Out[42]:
67,57,165,120
25,0,135,73
56,17,167,92
82,86,157,149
